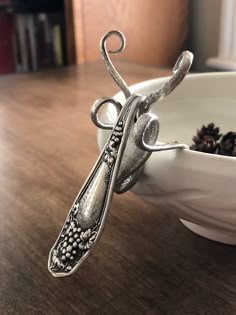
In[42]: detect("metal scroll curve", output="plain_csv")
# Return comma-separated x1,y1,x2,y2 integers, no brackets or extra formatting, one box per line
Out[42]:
144,51,193,106
90,97,123,130
100,30,131,99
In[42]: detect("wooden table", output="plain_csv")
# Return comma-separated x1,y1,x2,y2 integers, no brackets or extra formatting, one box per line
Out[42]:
0,61,235,314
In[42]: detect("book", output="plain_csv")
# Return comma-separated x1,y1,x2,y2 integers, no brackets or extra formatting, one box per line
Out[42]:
15,14,29,72
9,10,66,73
0,13,15,74
52,24,63,66
27,14,38,71
13,15,22,72
37,13,53,69
49,12,65,66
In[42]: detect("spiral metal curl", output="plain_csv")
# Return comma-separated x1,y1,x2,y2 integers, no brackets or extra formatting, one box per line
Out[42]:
100,30,131,99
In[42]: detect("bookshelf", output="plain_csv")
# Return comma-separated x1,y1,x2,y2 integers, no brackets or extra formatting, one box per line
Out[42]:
0,0,68,74
0,0,190,74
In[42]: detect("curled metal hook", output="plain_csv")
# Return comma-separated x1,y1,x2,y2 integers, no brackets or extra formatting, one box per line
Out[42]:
134,113,189,152
135,51,192,152
100,30,131,99
93,32,193,188
145,51,193,106
91,42,192,189
92,48,193,132
90,97,122,130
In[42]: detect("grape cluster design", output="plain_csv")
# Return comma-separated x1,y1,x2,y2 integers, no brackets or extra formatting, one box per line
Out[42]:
61,226,82,263
59,221,98,266
104,121,123,168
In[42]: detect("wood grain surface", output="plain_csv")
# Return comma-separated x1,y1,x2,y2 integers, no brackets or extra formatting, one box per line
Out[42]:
0,61,235,314
70,0,189,66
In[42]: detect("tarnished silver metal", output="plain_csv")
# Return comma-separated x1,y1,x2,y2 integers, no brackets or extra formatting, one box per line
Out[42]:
144,51,193,105
100,30,131,99
48,95,147,277
48,30,193,277
90,96,122,130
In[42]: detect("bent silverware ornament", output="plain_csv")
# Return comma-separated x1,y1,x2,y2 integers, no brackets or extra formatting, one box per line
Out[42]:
48,30,193,277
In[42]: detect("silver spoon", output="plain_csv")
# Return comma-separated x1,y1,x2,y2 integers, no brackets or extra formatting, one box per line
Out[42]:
48,30,193,277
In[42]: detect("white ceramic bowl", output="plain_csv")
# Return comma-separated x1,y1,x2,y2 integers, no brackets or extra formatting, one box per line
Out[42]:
97,72,236,245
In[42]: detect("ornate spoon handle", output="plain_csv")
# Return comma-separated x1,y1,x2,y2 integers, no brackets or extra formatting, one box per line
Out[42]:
48,95,144,277
48,30,193,277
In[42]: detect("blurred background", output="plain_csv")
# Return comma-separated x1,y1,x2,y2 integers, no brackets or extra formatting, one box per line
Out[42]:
0,0,231,75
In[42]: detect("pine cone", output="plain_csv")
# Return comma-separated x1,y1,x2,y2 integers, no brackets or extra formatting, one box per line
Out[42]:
190,123,221,154
216,132,236,156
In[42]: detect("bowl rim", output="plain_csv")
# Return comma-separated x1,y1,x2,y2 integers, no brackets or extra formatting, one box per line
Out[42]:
127,71,236,93
112,71,236,163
